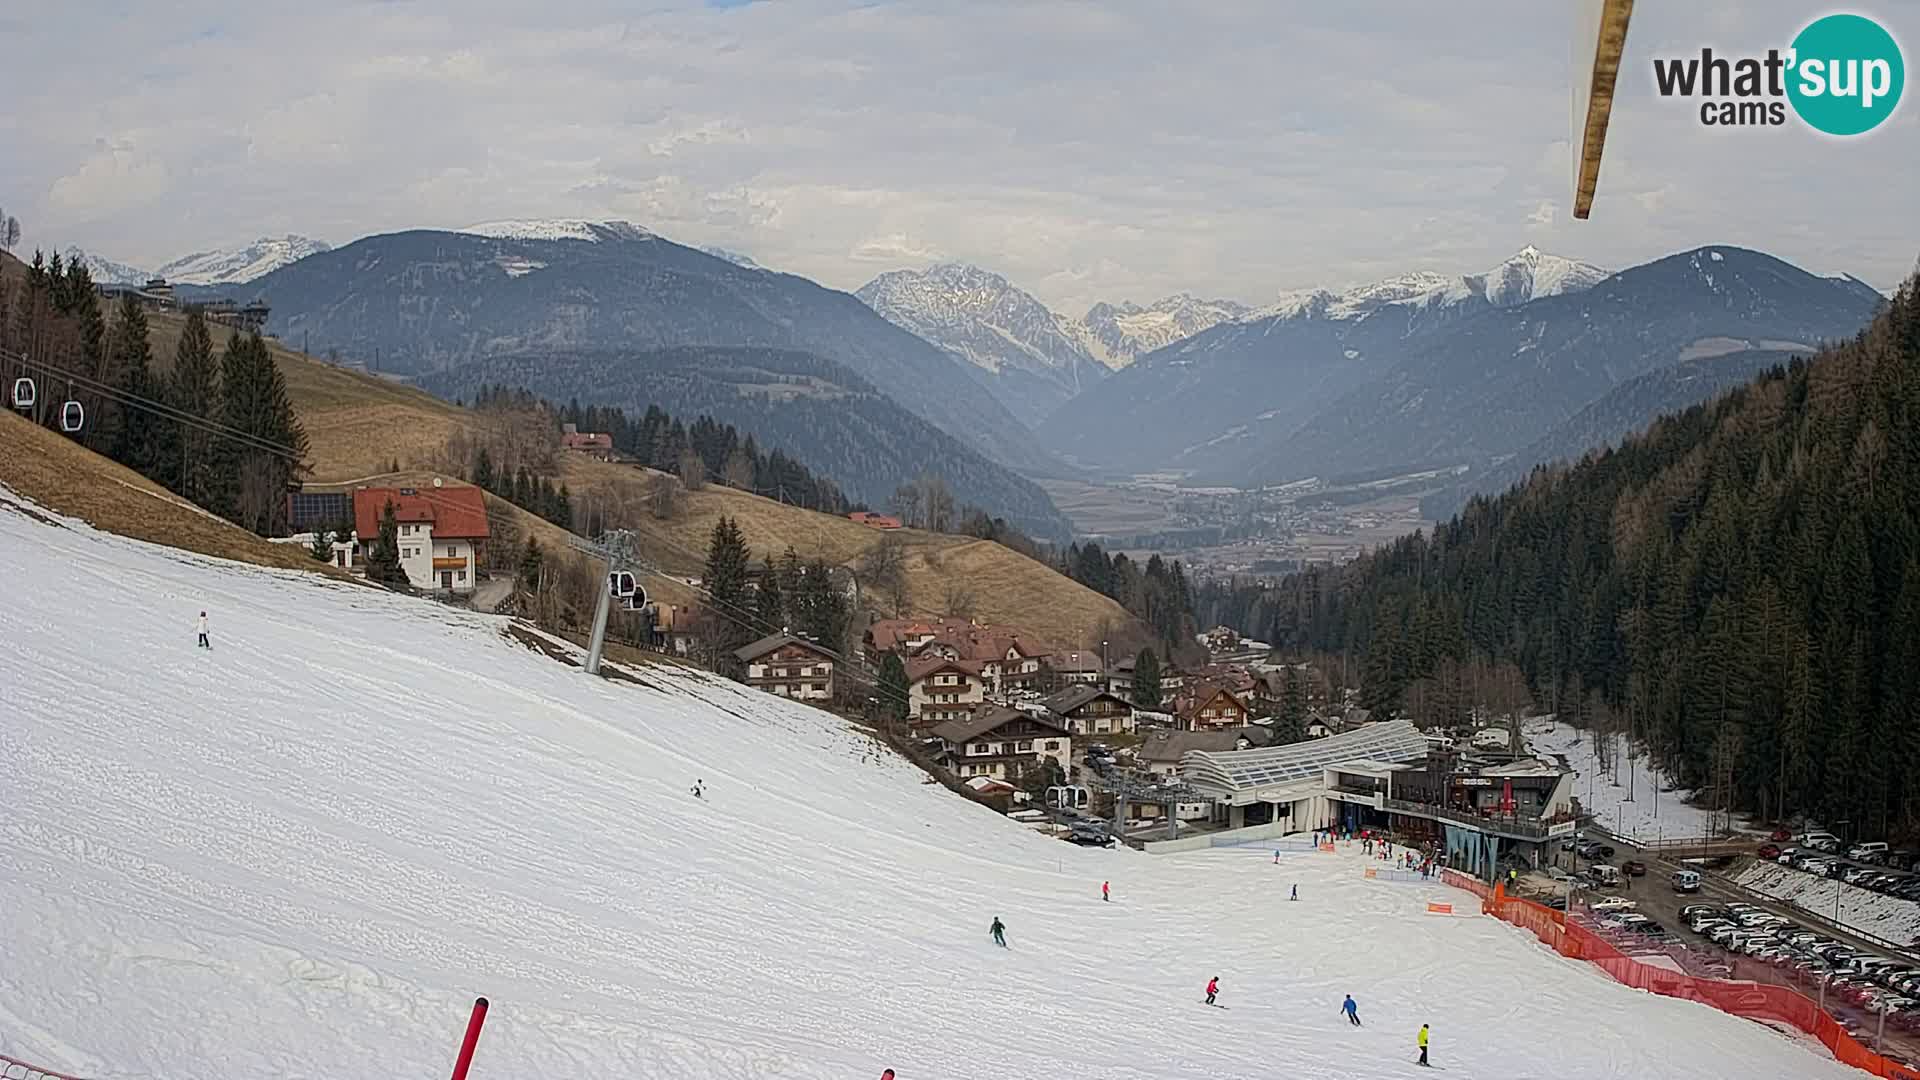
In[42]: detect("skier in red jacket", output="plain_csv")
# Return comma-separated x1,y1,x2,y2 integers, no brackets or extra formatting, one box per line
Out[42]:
1205,976,1220,1006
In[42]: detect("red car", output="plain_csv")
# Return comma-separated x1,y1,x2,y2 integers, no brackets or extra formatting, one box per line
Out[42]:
1770,828,1793,843
1759,844,1781,859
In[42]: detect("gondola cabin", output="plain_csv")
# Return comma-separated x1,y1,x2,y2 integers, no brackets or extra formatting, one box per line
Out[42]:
60,400,84,433
10,377,32,411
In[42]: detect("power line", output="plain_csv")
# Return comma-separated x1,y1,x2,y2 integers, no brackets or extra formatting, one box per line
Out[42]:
2,346,305,463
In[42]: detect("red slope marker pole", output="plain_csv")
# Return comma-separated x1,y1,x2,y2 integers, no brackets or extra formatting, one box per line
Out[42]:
450,996,490,1080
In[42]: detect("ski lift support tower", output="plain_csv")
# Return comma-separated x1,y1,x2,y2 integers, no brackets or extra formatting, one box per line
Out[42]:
569,528,646,677
1100,772,1217,842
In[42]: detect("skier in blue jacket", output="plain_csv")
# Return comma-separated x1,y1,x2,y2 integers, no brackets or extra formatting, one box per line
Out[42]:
1342,994,1361,1026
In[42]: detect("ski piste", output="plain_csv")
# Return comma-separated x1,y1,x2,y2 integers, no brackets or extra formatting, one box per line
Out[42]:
0,491,1874,1080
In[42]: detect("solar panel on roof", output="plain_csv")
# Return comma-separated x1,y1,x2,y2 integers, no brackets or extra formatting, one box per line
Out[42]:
1181,720,1430,792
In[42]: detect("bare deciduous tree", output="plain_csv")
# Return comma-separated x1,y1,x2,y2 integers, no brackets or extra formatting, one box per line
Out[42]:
649,474,686,520
678,449,708,491
861,534,910,614
723,447,754,489
890,484,923,529
941,580,977,619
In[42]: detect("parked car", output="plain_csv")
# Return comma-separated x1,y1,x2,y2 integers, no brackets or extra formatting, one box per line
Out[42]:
1770,827,1794,842
1849,841,1891,862
1622,859,1647,877
1067,821,1115,847
1758,844,1781,860
1804,831,1843,852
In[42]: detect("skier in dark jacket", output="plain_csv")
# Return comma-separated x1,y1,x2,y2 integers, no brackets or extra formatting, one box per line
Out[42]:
989,917,1006,947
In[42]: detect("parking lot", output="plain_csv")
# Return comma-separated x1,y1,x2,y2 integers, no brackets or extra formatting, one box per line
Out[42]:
1520,834,1920,1068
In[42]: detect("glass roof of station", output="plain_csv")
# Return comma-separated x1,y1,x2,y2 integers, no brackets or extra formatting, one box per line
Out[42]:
1183,719,1431,792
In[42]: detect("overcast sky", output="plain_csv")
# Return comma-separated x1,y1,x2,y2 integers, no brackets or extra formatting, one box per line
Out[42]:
4,1,1915,313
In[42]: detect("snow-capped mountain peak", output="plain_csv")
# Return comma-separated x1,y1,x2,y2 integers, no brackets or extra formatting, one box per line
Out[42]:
459,219,656,244
63,247,151,286
155,235,331,286
701,245,761,270
1251,248,1607,322
1071,293,1251,369
855,262,1106,427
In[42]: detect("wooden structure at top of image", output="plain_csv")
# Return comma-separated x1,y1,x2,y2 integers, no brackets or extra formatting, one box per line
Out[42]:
1572,0,1635,220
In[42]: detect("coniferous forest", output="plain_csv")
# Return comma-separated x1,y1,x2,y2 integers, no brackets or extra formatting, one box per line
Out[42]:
1220,275,1920,832
1,250,308,535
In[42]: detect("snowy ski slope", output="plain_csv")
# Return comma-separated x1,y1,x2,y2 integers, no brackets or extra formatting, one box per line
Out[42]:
0,487,1855,1079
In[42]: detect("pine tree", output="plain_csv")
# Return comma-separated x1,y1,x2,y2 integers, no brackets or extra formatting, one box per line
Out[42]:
796,558,849,651
878,651,910,728
1277,665,1308,744
1132,647,1162,710
363,502,409,586
217,331,308,534
100,293,162,482
518,539,546,592
704,516,751,611
473,447,496,492
753,553,787,632
309,526,334,562
703,516,753,665
166,307,223,511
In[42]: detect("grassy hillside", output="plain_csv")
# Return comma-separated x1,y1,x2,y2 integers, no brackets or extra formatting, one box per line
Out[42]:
560,454,1134,646
145,311,466,481
0,409,351,579
141,309,1138,648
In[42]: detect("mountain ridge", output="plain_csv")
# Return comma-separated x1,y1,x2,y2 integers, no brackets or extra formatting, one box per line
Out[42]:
855,262,1107,427
185,225,1065,481
1043,245,1877,487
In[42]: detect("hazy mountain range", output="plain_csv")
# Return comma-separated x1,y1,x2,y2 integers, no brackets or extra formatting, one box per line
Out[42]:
71,219,1887,539
1041,245,1881,490
69,236,330,286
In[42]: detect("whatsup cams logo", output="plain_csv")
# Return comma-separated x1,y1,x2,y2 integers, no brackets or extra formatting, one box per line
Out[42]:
1652,12,1904,134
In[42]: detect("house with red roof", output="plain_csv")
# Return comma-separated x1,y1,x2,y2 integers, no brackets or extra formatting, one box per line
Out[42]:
865,616,1051,697
351,484,490,594
560,423,614,459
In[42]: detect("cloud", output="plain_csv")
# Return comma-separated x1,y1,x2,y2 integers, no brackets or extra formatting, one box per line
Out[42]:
849,232,944,264
46,141,171,218
8,0,1917,308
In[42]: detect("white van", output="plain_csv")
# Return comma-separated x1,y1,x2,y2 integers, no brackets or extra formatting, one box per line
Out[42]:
1849,841,1890,862
1672,869,1702,893
1804,831,1842,852
1589,864,1622,887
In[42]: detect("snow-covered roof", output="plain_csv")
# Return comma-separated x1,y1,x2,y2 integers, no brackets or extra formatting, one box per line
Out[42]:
1480,759,1565,778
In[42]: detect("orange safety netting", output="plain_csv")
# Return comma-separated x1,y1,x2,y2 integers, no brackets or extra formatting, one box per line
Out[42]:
1448,882,1920,1080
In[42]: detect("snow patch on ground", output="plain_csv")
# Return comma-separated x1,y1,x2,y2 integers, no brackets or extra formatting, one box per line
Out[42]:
1526,720,1748,841
1736,861,1920,948
0,499,1859,1079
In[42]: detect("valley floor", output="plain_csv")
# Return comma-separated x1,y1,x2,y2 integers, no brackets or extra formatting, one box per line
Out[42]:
0,486,1858,1079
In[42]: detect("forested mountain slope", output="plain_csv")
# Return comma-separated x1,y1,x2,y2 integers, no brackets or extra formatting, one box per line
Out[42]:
418,346,1073,541
1244,275,1920,830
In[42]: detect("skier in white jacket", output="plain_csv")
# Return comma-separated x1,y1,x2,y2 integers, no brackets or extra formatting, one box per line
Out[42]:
197,611,210,650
